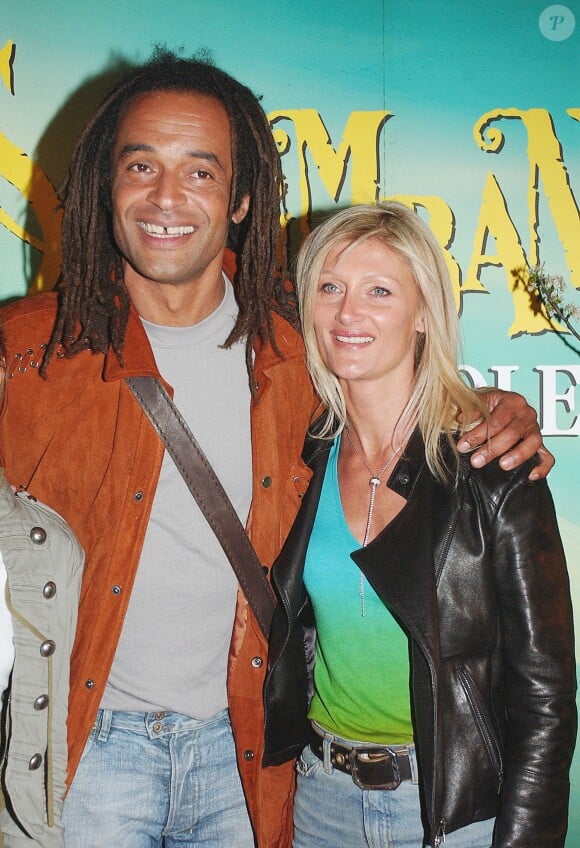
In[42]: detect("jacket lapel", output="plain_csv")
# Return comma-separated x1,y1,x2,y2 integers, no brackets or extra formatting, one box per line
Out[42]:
351,430,442,662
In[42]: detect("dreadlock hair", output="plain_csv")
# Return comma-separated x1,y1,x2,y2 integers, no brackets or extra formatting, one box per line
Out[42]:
42,48,296,384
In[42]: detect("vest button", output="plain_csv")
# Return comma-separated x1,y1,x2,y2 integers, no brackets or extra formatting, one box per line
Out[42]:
243,749,254,761
261,476,272,488
251,656,263,668
43,581,57,599
40,640,56,657
30,526,47,544
34,694,49,711
28,753,43,770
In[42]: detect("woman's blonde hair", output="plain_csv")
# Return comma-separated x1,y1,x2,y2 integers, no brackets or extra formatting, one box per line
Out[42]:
296,202,488,481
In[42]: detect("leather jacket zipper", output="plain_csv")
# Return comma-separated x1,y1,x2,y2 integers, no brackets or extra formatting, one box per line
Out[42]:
456,665,504,786
434,819,446,847
409,637,441,848
431,511,458,844
434,506,460,587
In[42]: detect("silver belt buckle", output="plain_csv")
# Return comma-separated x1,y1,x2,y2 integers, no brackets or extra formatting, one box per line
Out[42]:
349,746,401,791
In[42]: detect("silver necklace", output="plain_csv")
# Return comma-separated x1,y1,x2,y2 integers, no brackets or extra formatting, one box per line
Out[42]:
344,428,403,616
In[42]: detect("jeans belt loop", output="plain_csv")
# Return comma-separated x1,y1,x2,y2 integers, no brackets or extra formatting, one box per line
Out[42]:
97,709,113,741
322,732,333,774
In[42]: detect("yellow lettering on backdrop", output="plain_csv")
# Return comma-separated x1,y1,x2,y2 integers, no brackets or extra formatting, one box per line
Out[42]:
0,131,62,293
269,109,391,233
464,173,536,335
0,40,15,94
474,108,580,314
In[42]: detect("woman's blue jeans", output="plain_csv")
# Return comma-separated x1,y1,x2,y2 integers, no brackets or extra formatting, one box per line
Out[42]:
62,708,254,847
293,742,494,848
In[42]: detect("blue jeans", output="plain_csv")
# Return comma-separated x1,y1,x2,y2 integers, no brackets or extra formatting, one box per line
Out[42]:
293,743,494,848
62,708,254,847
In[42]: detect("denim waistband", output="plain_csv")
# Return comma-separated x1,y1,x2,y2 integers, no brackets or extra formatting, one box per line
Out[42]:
310,719,414,752
91,707,230,741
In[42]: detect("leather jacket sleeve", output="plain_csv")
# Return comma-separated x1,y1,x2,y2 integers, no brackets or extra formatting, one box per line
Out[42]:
484,469,576,847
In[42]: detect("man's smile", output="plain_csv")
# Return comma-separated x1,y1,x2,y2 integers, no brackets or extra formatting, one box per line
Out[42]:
137,221,196,238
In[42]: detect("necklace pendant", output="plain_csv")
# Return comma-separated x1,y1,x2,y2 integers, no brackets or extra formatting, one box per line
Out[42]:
369,476,381,487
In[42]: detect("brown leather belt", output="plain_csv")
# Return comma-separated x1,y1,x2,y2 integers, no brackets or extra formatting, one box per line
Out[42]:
309,725,412,790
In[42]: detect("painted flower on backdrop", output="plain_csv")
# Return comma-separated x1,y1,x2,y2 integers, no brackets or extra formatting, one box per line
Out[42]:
512,264,580,349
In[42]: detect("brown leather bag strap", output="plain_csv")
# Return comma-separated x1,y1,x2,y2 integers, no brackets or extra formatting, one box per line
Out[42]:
126,375,275,638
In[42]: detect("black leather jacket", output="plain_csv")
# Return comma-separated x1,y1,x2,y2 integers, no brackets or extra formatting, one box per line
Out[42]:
263,429,576,847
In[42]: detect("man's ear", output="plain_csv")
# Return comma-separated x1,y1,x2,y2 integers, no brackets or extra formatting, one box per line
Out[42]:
231,193,250,224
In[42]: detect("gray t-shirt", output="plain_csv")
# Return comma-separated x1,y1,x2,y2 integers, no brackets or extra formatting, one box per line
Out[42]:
101,278,252,719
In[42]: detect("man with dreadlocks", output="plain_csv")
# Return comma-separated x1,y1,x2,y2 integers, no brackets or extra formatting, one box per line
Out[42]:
0,50,549,847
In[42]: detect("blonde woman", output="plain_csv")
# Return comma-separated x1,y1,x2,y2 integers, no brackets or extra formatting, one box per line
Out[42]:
263,203,576,848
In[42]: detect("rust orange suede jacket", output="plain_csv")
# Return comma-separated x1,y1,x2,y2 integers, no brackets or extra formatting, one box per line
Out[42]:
0,259,317,848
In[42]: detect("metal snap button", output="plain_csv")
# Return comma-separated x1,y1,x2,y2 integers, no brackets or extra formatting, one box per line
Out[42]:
261,476,272,488
40,640,56,657
28,753,43,770
112,585,122,595
134,491,144,502
243,749,254,761
251,656,263,668
30,527,47,544
43,581,57,599
34,694,49,711
85,679,95,690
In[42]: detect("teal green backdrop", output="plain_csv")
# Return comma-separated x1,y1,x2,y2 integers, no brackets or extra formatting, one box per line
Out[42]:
0,1,578,841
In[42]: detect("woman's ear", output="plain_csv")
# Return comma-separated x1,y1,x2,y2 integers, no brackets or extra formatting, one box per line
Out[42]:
415,309,425,335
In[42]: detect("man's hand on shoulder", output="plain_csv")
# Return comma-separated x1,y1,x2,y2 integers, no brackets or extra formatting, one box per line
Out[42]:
457,388,553,481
